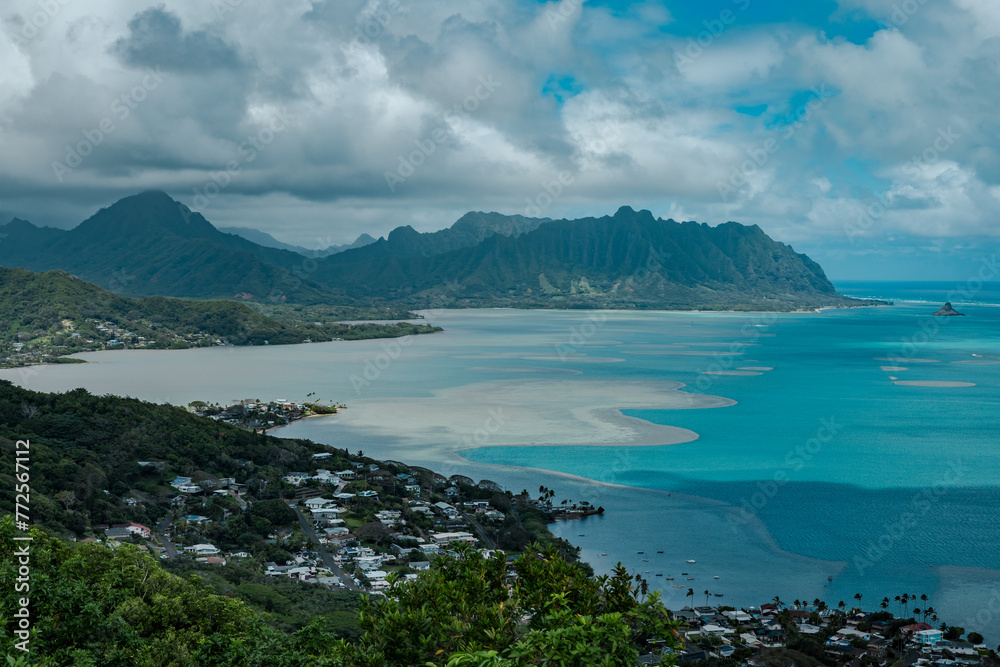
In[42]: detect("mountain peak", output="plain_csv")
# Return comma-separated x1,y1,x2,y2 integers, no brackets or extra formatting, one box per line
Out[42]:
77,190,216,239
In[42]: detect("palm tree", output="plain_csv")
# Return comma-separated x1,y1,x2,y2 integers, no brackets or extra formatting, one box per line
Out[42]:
772,595,782,610
687,588,695,608
854,593,863,611
794,599,801,609
705,590,711,606
813,598,821,610
913,607,921,619
881,597,890,611
895,595,902,614
838,600,846,612
901,593,910,616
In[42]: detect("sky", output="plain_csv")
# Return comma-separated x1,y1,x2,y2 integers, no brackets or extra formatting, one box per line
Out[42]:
1,0,998,280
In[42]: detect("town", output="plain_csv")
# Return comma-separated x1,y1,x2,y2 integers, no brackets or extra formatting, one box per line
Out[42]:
80,440,997,667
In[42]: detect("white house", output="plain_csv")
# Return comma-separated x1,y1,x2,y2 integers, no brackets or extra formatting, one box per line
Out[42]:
431,531,476,545
335,470,356,480
185,544,220,556
283,473,309,486
176,484,204,494
304,497,334,510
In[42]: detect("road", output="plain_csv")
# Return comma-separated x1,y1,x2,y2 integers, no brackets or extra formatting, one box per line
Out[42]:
292,505,358,591
462,512,496,549
155,518,178,559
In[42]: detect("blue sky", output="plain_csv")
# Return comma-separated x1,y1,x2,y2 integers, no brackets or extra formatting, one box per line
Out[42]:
1,0,998,280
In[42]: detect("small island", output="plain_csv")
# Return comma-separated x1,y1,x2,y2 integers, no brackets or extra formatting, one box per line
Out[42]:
932,302,965,316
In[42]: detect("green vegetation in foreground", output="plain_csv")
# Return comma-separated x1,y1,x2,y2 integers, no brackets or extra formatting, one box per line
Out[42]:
0,267,440,368
0,519,678,666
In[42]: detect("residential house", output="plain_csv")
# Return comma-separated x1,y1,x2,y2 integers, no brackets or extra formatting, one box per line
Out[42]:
184,544,221,556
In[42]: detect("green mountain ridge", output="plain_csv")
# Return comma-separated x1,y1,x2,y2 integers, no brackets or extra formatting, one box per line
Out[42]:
1,191,877,311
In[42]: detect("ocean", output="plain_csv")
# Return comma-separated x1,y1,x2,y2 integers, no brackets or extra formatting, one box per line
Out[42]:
5,280,998,638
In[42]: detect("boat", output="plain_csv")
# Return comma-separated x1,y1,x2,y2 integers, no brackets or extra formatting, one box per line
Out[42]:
665,577,674,581
714,576,720,579
714,593,724,597
657,550,664,554
643,559,649,562
687,577,695,580
686,559,696,564
681,573,688,575
672,585,684,588
638,551,644,554
655,573,663,577
601,553,608,556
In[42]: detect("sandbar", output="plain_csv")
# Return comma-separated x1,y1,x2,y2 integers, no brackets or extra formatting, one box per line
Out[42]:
893,380,975,387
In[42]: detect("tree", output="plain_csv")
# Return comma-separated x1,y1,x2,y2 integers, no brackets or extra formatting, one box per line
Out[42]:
355,543,679,666
944,626,965,641
356,520,392,546
968,632,984,645
854,593,863,610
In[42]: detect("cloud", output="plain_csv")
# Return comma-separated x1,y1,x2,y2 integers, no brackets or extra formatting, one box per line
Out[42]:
111,6,243,72
0,0,996,280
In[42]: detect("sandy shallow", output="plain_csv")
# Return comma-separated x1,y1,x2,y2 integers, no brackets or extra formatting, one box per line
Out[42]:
737,366,773,371
952,359,1000,365
875,357,939,363
894,380,976,387
274,378,735,465
880,366,908,371
703,370,762,376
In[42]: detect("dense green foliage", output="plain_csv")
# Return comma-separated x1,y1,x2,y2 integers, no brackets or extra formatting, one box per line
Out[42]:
1,524,678,665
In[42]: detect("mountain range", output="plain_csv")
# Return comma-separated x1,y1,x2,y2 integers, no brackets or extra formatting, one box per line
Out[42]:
216,226,377,257
0,191,873,310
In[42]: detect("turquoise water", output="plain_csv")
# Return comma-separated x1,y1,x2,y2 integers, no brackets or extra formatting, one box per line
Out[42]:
6,282,999,635
460,284,1000,630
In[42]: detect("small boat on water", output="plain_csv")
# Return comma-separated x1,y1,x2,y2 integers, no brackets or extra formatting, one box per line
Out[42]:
672,585,684,588
601,553,608,556
655,573,663,577
714,576,720,579
681,572,688,575
665,577,674,581
657,550,664,554
638,551,644,554
686,559,696,564
687,577,695,580
714,593,724,597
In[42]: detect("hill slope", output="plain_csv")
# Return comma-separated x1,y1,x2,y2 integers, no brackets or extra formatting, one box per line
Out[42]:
0,267,438,367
